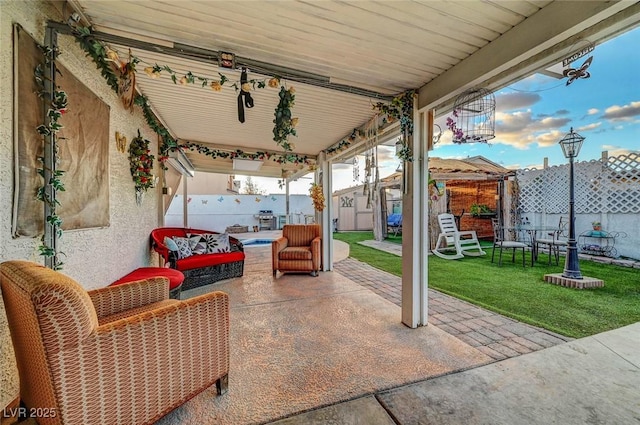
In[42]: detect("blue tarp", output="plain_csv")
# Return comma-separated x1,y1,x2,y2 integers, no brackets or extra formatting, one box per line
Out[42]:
387,213,402,227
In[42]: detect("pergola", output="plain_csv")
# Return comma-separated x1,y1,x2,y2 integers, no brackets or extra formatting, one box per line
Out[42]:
53,0,640,327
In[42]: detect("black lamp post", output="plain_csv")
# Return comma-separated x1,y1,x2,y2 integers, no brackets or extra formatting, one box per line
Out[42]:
558,127,585,279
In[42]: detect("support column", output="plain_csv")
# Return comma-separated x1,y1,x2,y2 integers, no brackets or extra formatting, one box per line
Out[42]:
401,103,430,328
318,152,333,271
285,179,290,224
182,176,188,228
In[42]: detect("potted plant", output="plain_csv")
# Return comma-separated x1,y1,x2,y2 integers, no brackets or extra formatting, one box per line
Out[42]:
470,203,495,218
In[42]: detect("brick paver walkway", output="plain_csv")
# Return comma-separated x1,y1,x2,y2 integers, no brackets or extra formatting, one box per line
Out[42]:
334,257,572,360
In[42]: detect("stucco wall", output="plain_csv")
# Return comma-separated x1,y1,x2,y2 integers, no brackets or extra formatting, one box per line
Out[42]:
1,0,162,409
165,194,314,231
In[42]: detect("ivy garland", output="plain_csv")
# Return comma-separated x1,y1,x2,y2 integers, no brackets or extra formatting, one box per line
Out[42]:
325,128,365,156
71,25,301,160
273,86,298,151
128,130,155,193
374,90,415,162
73,26,120,93
325,90,415,161
35,45,68,270
180,141,314,166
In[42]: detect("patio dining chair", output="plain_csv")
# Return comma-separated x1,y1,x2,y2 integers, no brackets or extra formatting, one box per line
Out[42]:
535,216,568,265
491,218,528,267
432,213,486,260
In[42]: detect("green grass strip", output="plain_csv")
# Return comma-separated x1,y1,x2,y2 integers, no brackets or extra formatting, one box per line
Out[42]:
334,231,640,338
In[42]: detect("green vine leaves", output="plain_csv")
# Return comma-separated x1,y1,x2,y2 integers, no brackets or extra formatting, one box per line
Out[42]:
273,86,298,151
34,46,68,269
325,90,416,161
373,90,415,161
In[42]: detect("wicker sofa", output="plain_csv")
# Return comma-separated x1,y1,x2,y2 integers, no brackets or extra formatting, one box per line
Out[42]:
151,227,245,291
0,260,229,425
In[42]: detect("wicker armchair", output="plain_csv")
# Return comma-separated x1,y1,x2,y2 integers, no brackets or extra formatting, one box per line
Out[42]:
0,260,229,425
272,224,322,277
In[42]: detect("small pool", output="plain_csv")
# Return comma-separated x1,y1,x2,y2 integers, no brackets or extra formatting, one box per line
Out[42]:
241,238,275,247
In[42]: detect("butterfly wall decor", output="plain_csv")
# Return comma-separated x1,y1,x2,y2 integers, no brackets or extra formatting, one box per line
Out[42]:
563,56,593,86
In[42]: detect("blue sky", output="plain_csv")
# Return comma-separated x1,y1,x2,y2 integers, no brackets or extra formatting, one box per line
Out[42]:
248,26,640,195
431,25,640,170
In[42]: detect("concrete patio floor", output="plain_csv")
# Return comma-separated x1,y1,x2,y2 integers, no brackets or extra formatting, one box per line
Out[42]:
159,239,491,424
160,232,639,424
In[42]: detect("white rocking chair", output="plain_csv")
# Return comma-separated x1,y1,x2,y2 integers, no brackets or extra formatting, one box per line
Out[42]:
432,213,486,260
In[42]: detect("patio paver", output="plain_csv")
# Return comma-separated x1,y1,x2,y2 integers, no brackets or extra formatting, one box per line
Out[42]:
333,257,572,360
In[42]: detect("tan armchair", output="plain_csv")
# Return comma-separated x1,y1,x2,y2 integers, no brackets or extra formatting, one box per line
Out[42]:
272,224,322,277
0,260,229,425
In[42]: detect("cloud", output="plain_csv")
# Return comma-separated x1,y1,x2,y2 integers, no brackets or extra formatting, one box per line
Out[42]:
536,130,566,147
556,109,570,115
376,145,397,163
587,108,599,115
601,144,639,157
495,92,541,111
576,122,601,132
332,163,352,170
601,101,640,121
495,110,535,133
532,116,571,130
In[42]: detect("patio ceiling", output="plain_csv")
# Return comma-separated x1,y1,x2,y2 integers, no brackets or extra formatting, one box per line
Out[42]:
65,1,640,179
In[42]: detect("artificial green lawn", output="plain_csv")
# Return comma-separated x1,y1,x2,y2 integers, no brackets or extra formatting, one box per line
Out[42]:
334,231,640,338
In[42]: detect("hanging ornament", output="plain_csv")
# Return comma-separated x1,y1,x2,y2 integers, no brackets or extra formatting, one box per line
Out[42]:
128,129,155,205
117,49,136,111
448,87,496,144
352,156,360,182
237,67,254,123
563,56,593,86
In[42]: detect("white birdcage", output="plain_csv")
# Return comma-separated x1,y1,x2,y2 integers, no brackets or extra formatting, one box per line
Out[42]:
450,88,496,144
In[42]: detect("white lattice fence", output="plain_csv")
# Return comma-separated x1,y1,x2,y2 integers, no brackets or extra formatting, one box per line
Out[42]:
516,168,545,213
606,153,640,214
516,152,640,215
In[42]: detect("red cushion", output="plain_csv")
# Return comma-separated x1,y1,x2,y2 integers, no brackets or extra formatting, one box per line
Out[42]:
111,267,184,290
176,251,245,271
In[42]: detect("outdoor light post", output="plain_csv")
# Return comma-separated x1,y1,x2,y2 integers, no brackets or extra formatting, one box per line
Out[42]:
559,127,585,280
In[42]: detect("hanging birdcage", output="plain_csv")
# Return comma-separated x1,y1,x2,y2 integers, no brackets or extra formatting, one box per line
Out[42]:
450,88,496,144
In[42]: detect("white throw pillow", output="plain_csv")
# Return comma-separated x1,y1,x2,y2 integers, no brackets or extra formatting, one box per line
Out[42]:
172,236,193,259
201,233,231,253
187,234,208,255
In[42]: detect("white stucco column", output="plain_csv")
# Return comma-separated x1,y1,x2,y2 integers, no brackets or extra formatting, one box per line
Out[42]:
285,178,290,224
401,100,430,328
182,176,188,228
317,152,333,271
